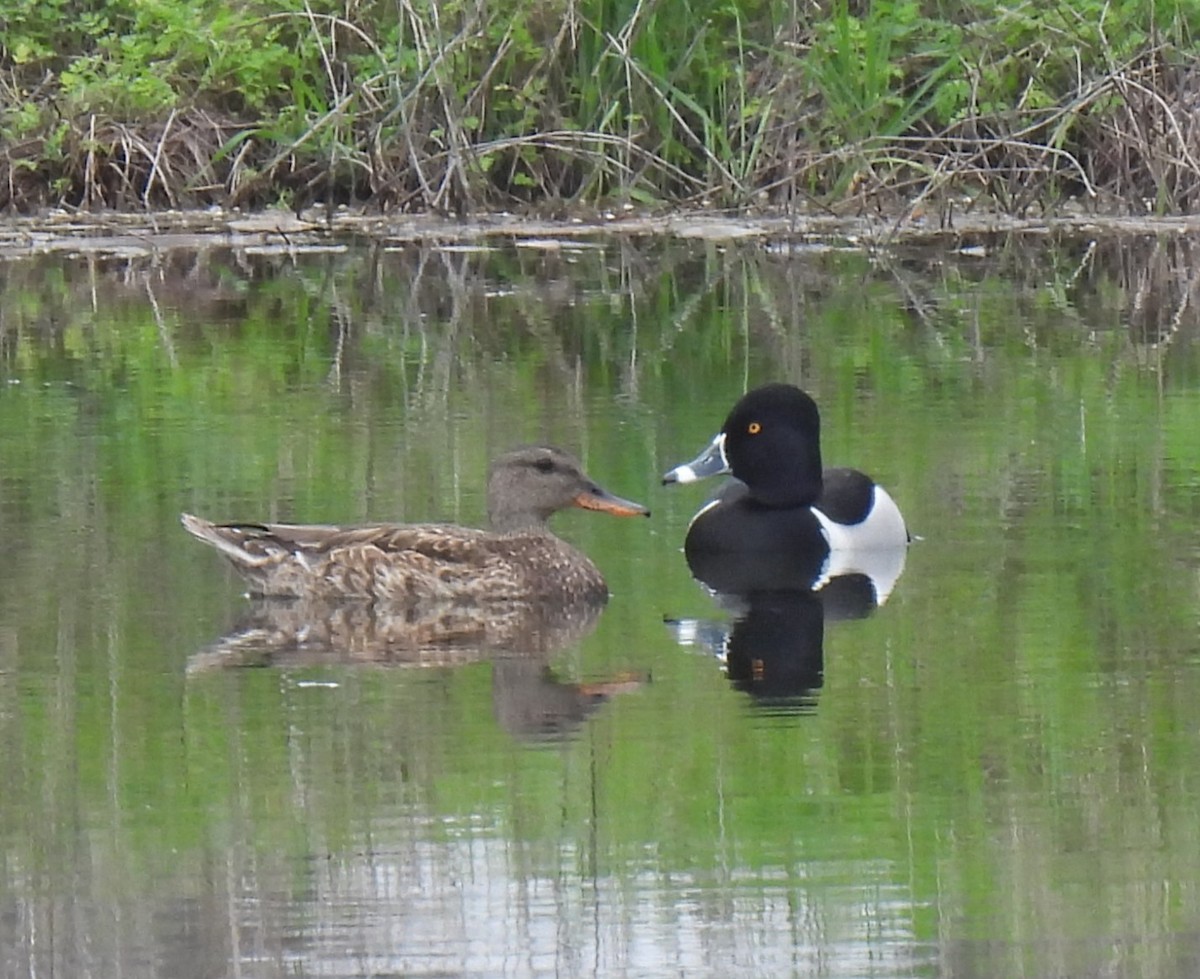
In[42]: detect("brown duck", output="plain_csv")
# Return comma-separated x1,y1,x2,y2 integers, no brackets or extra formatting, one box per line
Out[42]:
181,445,649,604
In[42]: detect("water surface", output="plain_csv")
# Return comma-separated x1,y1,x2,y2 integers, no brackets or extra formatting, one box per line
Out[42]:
2,233,1200,978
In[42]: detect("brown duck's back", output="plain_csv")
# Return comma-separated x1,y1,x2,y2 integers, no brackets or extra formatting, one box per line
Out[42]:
183,516,610,604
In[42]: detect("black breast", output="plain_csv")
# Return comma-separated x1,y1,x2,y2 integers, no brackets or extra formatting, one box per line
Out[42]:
683,480,830,592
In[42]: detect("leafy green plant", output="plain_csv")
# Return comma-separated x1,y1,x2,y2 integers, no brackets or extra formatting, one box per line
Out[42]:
2,0,1200,211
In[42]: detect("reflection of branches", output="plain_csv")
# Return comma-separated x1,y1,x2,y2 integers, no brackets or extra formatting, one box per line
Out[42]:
144,275,178,368
11,233,1199,404
1091,237,1200,354
1096,236,1194,364
865,235,1200,383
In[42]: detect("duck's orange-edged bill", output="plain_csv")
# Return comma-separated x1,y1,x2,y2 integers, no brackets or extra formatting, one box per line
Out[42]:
573,486,651,518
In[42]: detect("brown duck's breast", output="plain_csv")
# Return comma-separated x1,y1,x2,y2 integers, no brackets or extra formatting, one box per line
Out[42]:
484,531,609,602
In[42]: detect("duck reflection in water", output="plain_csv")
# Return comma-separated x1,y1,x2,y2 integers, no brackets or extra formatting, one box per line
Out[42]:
183,445,651,741
186,595,646,742
663,384,909,707
665,548,907,707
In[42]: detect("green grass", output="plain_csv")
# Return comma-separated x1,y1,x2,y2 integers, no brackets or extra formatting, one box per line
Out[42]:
2,0,1200,214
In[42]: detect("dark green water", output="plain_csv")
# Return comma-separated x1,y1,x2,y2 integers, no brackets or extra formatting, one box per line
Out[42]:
3,233,1200,978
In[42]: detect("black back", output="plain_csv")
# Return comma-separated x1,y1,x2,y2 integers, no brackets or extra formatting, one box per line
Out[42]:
815,467,876,526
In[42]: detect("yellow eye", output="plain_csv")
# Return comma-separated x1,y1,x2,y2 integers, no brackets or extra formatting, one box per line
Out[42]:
748,421,761,434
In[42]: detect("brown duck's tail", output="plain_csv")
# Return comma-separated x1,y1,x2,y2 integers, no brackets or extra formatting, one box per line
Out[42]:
180,513,272,569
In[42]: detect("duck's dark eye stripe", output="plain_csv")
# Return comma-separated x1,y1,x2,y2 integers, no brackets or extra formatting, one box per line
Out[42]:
532,457,557,473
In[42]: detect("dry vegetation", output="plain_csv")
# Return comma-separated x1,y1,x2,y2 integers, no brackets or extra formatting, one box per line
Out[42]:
2,0,1200,217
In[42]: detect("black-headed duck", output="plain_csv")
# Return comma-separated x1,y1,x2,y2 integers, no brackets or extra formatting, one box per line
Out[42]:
663,384,907,569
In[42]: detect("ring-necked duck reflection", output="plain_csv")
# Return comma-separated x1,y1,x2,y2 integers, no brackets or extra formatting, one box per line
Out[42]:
667,545,907,710
186,596,644,742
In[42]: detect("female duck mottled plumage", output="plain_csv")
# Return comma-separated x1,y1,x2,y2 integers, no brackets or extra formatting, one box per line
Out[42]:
182,445,649,604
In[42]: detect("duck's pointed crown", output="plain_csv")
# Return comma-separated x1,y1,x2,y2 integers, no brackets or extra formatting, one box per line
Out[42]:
721,383,824,508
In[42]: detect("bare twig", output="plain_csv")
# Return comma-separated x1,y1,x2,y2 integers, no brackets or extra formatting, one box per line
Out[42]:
143,108,178,208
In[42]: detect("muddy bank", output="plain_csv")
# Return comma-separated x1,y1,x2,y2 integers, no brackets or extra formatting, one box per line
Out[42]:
3,206,1200,259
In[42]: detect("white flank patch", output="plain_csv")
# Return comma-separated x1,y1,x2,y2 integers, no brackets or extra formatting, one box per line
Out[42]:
813,486,910,604
815,485,908,551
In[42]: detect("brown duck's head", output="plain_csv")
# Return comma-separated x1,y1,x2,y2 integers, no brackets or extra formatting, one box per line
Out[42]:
487,445,650,532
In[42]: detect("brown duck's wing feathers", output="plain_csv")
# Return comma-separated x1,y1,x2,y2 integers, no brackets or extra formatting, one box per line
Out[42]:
181,514,607,603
